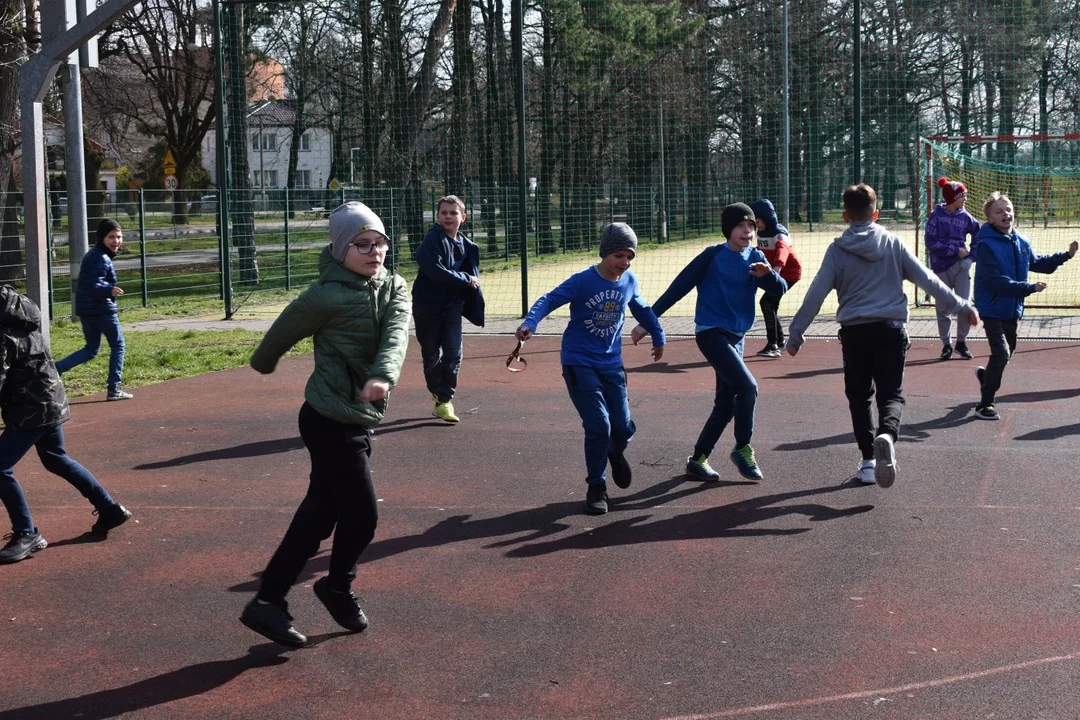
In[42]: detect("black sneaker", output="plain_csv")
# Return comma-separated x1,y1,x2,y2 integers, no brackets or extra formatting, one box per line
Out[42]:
608,451,632,489
940,344,953,360
91,504,132,534
955,342,973,360
756,344,780,358
0,530,48,564
240,598,308,647
584,483,609,515
313,576,369,632
974,403,1000,421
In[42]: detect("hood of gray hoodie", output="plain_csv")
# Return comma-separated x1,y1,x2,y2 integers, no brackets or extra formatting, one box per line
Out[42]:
834,221,889,262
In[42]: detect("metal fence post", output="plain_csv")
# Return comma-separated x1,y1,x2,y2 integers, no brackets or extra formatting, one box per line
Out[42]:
45,190,54,318
139,189,148,306
284,187,291,290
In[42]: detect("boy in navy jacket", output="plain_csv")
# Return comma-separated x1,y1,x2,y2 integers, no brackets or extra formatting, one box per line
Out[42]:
412,195,484,423
972,192,1076,420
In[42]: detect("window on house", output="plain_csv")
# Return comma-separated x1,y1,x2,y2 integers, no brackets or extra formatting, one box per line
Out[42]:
262,134,276,151
296,170,312,188
300,133,311,151
251,134,260,151
265,170,278,187
252,170,261,187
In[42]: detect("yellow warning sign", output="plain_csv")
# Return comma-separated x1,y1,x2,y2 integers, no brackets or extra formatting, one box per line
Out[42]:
163,150,177,176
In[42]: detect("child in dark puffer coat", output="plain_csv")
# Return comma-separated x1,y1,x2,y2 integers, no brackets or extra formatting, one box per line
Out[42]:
0,286,130,564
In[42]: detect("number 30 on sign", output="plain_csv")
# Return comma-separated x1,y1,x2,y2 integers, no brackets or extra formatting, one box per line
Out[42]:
164,175,179,191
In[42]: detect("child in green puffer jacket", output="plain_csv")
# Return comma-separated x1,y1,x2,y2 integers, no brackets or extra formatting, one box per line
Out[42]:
240,202,410,648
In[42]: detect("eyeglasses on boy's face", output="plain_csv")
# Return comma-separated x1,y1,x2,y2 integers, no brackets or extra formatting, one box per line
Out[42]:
351,239,390,255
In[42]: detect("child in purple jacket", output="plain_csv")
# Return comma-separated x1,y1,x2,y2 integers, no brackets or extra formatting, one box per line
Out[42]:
924,177,980,360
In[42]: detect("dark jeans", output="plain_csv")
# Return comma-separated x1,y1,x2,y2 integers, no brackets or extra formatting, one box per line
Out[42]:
562,365,636,485
839,322,908,460
980,317,1018,405
56,313,126,392
759,280,796,346
0,425,115,534
413,301,464,403
693,327,758,457
258,403,378,605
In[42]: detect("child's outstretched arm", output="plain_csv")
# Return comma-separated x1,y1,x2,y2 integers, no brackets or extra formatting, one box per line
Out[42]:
751,259,788,295
900,244,979,325
517,274,579,339
651,247,719,317
1030,240,1078,274
785,246,838,355
250,289,327,374
627,291,665,362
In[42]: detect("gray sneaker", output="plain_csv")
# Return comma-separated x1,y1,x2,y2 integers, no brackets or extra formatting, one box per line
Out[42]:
107,389,133,401
685,454,721,480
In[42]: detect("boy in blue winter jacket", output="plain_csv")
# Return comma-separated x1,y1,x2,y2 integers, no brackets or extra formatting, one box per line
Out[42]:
412,195,484,424
55,219,132,400
517,223,664,516
972,192,1077,420
633,203,786,482
924,177,981,360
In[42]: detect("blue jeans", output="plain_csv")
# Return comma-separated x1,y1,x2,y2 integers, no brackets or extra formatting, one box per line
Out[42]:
562,365,636,485
693,328,758,457
0,425,115,534
56,313,126,392
413,301,463,402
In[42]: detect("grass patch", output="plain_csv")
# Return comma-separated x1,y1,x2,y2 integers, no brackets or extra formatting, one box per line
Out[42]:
49,318,312,398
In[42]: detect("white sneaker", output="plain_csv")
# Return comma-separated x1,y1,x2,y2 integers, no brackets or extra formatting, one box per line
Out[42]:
855,459,876,485
873,434,897,488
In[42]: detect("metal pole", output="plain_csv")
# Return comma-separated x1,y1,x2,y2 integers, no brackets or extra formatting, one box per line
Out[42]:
212,0,233,318
284,186,291,290
781,0,791,225
658,105,668,243
512,0,528,316
139,188,147,306
853,0,862,183
62,64,89,320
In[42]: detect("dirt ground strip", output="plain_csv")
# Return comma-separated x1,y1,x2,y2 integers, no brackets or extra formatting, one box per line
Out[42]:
1,335,1078,719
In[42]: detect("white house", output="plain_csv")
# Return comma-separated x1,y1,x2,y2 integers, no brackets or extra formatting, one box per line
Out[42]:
202,99,334,190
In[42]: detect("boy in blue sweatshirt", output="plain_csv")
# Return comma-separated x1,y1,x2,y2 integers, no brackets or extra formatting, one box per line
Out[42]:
972,192,1077,420
633,203,787,482
787,185,979,488
516,223,664,516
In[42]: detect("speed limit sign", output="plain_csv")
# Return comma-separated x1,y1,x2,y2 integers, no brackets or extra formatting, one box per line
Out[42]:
164,175,179,191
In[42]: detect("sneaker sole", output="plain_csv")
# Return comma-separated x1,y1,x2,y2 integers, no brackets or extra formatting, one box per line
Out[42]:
873,436,897,489
974,412,1000,421
431,410,460,423
684,462,720,481
0,537,48,564
239,613,308,648
584,504,608,515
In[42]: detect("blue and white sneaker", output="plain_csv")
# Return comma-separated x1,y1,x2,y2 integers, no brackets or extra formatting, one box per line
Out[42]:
855,458,876,485
730,444,763,480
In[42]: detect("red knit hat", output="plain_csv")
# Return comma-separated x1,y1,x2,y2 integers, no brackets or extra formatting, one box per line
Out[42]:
937,177,967,205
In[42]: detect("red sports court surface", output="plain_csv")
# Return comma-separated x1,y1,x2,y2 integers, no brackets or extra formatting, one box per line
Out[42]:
1,335,1078,719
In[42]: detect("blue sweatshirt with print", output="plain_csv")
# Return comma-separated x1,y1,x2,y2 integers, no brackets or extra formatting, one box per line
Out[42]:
522,267,665,369
651,244,787,334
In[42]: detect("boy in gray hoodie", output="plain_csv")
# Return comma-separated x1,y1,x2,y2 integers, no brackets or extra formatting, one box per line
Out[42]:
786,185,979,488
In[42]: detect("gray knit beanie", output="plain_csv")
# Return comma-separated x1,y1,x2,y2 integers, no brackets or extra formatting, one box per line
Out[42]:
329,201,388,262
598,223,638,257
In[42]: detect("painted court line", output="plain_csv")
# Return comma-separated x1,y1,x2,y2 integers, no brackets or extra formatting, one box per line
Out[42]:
660,651,1080,720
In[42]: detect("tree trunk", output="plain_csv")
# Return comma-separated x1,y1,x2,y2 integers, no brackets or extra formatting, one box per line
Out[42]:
447,0,471,198
225,4,259,285
0,0,26,281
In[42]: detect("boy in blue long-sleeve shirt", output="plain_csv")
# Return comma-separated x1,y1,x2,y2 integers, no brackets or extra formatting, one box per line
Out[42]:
972,192,1077,420
516,223,664,516
633,203,786,482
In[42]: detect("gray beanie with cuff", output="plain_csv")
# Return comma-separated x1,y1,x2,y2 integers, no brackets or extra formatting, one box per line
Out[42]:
329,201,389,262
598,223,638,258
